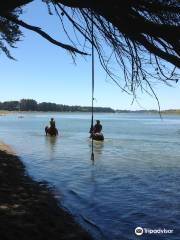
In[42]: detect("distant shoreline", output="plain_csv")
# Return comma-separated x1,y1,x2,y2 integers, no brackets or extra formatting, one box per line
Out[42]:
0,110,13,116
1,110,180,115
116,110,180,114
1,99,180,114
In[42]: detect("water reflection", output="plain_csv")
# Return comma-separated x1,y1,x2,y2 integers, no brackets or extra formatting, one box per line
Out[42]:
45,136,58,159
88,140,104,161
94,141,104,155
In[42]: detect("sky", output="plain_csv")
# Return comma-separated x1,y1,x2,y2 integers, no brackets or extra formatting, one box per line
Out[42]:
0,1,180,110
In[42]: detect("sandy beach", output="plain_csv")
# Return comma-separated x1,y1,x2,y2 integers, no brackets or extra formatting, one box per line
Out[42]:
0,142,92,240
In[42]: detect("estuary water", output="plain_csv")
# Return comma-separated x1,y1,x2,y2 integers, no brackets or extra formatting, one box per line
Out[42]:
0,112,180,240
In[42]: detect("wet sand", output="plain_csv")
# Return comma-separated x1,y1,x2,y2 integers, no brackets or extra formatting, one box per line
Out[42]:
0,143,92,240
0,110,12,116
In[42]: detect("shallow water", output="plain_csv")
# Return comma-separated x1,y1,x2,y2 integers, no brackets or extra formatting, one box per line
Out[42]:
0,112,180,240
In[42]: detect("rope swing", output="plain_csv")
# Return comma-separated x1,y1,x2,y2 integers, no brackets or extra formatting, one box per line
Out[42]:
91,11,95,162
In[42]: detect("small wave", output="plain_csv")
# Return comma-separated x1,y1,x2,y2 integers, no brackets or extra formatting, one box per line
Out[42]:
69,189,80,198
80,215,106,240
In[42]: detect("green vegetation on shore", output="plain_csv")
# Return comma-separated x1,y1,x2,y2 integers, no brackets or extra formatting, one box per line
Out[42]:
0,99,180,114
0,99,115,113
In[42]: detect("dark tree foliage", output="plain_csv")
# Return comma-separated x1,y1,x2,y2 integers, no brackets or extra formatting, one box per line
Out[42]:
0,99,115,112
38,102,59,111
0,9,22,59
20,99,38,111
0,101,19,110
0,0,180,103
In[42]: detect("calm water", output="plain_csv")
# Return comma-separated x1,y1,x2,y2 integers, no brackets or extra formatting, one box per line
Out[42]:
0,112,180,240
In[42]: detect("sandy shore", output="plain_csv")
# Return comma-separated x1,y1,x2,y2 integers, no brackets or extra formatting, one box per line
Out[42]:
0,143,92,240
0,110,12,116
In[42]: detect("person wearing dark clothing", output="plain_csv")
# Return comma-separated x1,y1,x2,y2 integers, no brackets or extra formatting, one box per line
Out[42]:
89,120,104,140
90,120,102,134
45,118,58,136
92,120,102,134
50,118,56,128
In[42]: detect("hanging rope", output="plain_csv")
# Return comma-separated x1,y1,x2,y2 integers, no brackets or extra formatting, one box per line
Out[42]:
91,11,95,161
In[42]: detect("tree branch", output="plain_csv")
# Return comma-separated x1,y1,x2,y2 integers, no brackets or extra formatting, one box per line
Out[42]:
4,14,89,56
